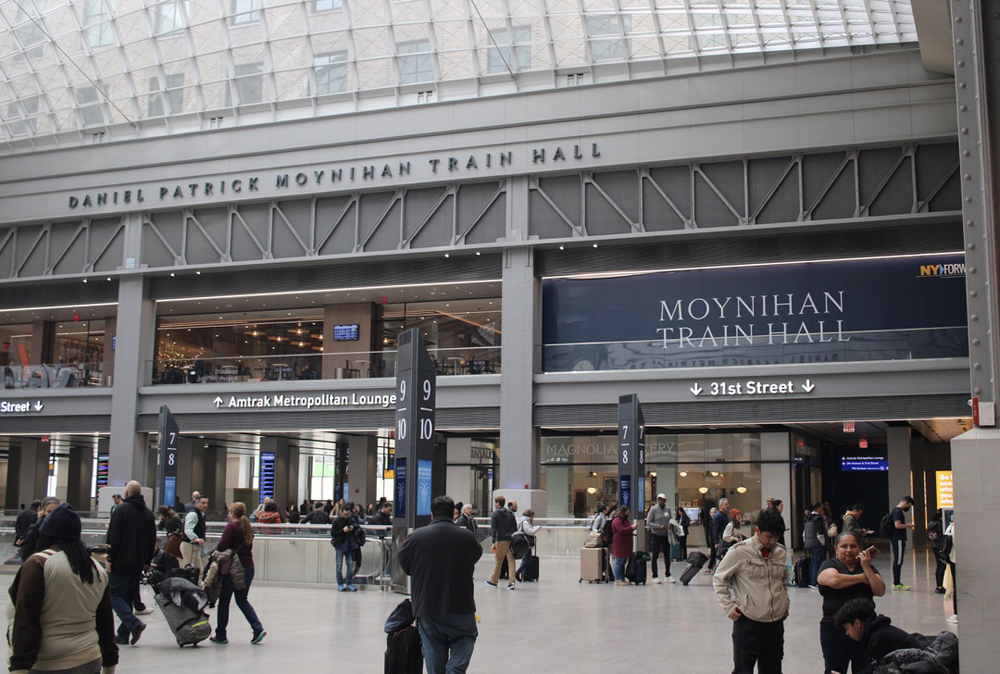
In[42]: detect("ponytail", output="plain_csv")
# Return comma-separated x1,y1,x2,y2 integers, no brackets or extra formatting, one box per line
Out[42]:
230,502,254,545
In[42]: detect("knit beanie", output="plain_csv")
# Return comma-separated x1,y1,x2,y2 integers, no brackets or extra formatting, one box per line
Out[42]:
39,503,82,541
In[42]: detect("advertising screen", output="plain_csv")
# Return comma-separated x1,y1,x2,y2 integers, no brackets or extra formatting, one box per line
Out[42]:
542,254,968,371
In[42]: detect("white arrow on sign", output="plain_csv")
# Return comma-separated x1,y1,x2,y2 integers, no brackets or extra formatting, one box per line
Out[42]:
33,401,43,411
690,384,703,396
213,396,224,407
802,380,815,393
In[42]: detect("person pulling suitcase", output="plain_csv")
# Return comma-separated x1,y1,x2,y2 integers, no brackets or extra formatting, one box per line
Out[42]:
514,510,541,583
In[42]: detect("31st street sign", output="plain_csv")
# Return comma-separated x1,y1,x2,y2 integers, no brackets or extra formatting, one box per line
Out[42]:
690,379,816,397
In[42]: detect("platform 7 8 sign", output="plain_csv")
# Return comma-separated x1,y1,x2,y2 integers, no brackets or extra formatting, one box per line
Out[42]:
617,394,645,514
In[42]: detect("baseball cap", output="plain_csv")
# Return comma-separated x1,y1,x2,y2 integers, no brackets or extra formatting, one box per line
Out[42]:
656,493,666,500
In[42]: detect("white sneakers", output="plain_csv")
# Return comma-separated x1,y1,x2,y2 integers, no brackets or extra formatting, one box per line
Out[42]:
664,577,676,583
651,577,676,584
652,578,663,584
946,615,958,624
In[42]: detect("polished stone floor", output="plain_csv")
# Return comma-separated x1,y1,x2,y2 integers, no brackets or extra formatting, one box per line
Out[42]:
20,548,957,673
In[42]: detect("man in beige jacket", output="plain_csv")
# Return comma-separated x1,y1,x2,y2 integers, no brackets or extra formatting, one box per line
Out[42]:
713,508,790,674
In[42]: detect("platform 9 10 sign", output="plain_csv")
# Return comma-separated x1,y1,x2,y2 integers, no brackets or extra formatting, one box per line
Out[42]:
393,329,436,528
617,394,645,515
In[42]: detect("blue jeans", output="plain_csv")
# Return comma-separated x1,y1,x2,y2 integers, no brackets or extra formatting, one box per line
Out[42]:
109,573,142,638
336,546,355,585
809,546,825,586
418,613,478,674
216,564,262,639
613,556,627,581
516,550,533,579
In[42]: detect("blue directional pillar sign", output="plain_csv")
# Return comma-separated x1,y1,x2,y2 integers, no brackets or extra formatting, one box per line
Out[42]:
259,452,276,503
393,328,436,530
617,394,646,517
156,406,179,509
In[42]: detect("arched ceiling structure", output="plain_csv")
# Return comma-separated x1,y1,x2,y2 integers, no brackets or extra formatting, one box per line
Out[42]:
0,0,917,152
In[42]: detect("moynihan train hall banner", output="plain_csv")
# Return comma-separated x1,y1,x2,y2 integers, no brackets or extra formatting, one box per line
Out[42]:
542,254,968,371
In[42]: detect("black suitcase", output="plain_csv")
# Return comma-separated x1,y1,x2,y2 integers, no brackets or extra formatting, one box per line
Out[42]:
385,626,423,674
523,556,539,582
795,557,811,588
680,551,709,585
625,554,647,585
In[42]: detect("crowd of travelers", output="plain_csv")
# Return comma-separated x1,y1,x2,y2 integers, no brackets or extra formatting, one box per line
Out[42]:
5,486,958,674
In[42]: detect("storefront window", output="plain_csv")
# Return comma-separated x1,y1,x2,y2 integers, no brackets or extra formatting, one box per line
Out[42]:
541,432,763,519
379,298,501,375
152,295,502,383
155,312,324,383
0,323,32,367
54,319,105,376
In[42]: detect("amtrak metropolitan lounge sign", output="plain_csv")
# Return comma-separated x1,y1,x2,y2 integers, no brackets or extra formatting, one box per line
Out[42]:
542,254,969,372
214,391,396,410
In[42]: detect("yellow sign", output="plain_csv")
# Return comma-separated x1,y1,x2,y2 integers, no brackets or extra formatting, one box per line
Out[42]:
936,471,954,509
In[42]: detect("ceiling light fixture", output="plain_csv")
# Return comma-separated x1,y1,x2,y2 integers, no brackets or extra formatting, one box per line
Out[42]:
698,486,709,494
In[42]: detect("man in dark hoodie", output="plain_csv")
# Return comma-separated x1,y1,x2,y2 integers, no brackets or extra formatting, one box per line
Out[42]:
833,598,929,672
105,480,157,646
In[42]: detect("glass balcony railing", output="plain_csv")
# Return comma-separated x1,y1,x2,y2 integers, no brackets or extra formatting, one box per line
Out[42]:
2,362,108,389
147,347,501,385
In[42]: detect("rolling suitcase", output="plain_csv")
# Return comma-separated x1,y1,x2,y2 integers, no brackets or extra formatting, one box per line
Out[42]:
795,557,811,588
625,553,647,585
680,551,709,586
523,556,540,582
154,594,211,647
579,547,606,583
385,626,423,674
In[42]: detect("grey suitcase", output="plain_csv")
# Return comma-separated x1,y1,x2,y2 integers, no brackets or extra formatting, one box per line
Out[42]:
154,593,211,647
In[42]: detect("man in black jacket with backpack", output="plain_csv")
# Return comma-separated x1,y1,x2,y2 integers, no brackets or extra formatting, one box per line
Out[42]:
398,495,482,674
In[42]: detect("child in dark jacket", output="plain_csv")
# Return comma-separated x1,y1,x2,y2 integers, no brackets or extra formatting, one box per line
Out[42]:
833,598,932,673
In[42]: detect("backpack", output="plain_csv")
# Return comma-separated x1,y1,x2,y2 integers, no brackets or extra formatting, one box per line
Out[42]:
879,513,894,538
355,526,367,547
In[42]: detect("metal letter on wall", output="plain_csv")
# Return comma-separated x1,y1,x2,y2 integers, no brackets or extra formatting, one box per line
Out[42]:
156,406,179,509
391,328,436,594
617,394,646,517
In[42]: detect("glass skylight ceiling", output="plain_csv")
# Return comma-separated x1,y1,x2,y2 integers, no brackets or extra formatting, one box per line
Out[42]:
0,0,916,149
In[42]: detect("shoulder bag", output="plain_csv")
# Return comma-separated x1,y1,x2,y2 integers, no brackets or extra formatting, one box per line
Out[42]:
164,532,183,558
